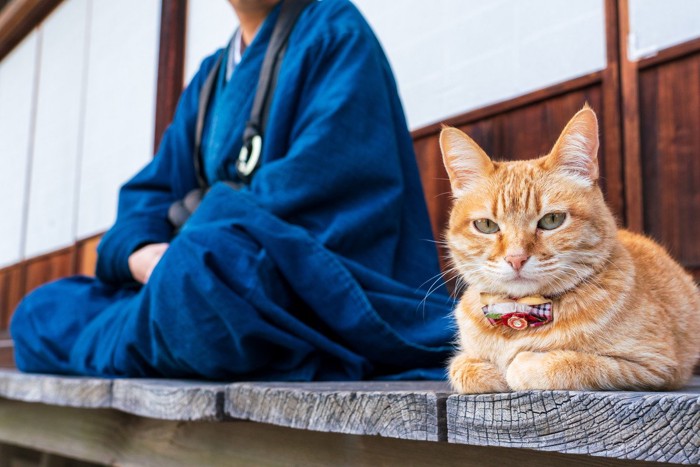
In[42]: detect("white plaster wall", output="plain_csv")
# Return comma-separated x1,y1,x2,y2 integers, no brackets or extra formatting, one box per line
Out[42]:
353,0,607,129
185,0,238,83
77,0,161,239
3,0,700,263
0,33,38,267
24,0,88,258
628,0,700,60
184,0,609,130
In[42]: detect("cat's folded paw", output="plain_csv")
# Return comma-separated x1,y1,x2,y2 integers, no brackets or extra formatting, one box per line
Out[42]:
449,353,509,394
506,351,552,390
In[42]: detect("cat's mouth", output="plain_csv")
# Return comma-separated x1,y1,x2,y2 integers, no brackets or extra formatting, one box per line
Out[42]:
500,273,542,297
505,269,535,282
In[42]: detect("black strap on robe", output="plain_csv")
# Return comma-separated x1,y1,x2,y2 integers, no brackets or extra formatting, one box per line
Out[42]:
168,0,313,229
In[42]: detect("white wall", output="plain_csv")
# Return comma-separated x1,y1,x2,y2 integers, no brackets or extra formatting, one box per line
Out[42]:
185,0,237,83
0,33,38,267
185,0,608,130
3,0,700,264
0,0,161,263
77,0,161,239
628,0,700,60
25,0,88,258
353,0,607,129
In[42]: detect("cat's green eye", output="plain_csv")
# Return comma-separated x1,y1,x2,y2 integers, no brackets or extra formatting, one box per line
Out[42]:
474,219,500,234
538,212,566,230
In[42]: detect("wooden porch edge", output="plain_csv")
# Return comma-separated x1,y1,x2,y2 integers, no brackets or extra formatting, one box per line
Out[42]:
0,399,679,467
0,370,696,464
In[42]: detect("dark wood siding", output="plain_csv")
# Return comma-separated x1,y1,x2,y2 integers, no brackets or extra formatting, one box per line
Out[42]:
639,51,700,272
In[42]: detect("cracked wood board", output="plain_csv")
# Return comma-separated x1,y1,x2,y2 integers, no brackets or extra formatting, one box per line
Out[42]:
0,368,111,408
225,381,451,441
111,379,227,421
447,376,700,464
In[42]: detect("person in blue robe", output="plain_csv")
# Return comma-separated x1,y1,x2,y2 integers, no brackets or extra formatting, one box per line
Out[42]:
10,0,454,380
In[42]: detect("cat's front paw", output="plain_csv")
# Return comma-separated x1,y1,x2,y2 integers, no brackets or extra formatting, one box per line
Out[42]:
449,353,509,394
505,351,553,390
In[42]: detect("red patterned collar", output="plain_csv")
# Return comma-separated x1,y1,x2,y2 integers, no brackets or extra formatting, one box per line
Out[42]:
479,294,553,330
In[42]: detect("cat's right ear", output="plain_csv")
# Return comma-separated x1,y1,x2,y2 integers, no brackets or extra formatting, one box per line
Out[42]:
439,127,494,197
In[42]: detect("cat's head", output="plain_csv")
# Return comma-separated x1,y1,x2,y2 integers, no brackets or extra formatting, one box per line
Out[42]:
440,106,617,298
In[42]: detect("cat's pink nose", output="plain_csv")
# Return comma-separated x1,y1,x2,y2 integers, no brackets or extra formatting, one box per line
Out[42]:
505,254,530,271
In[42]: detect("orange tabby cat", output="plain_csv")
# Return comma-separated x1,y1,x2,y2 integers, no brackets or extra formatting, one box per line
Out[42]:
440,105,700,393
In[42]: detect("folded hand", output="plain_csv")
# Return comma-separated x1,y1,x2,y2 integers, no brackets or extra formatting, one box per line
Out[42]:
128,243,169,284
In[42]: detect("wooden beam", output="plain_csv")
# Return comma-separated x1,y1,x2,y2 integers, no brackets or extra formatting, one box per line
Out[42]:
0,400,670,467
0,0,62,62
410,71,603,141
637,35,700,70
599,0,625,220
153,0,188,154
617,0,644,232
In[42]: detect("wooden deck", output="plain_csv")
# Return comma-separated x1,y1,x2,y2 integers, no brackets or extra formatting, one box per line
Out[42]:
0,369,696,465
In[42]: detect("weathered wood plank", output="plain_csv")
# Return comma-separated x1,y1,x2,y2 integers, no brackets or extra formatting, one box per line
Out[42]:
111,379,225,421
225,381,450,441
0,369,110,408
0,399,669,467
447,376,700,465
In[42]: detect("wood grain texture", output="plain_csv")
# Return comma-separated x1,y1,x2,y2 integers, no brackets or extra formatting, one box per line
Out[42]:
23,247,74,296
111,379,225,421
617,0,644,233
638,36,700,70
638,52,700,270
74,235,101,277
225,381,451,441
447,376,700,465
0,332,14,369
0,264,23,329
600,0,625,221
0,370,697,464
0,400,666,467
153,0,187,153
0,0,63,61
410,72,604,141
0,369,111,408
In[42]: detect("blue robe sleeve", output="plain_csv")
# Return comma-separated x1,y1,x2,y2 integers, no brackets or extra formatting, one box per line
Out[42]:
95,53,222,285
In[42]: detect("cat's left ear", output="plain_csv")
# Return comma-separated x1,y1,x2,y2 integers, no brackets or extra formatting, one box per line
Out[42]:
440,127,494,197
545,105,600,186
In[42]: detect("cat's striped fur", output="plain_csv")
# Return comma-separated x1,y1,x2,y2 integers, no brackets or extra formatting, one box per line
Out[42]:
441,106,700,392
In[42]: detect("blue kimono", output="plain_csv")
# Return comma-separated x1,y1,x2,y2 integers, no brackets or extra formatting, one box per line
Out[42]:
11,0,454,380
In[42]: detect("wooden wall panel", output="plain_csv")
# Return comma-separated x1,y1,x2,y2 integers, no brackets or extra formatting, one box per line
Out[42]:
0,266,24,329
638,52,700,270
75,235,101,277
23,248,74,297
154,0,187,153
